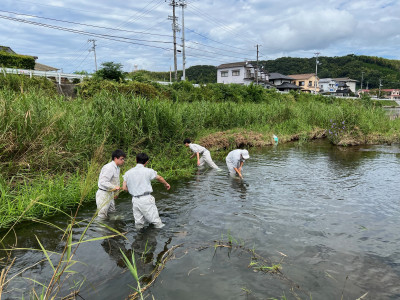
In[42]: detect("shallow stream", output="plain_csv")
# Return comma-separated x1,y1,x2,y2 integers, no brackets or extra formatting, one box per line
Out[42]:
2,140,400,299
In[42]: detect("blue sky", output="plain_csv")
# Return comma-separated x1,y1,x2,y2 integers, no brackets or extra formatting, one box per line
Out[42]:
1,0,399,73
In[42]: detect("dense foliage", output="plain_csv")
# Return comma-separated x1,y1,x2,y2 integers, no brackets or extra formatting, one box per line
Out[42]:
94,61,124,81
0,51,36,69
1,74,399,227
259,54,400,89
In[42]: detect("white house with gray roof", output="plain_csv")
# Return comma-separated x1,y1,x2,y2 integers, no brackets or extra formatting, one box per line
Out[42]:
217,61,269,86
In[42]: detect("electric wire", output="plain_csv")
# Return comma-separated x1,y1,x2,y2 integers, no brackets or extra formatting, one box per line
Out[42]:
0,15,173,48
0,9,173,38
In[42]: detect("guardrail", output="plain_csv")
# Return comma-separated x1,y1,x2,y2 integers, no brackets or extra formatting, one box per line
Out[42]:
2,67,91,84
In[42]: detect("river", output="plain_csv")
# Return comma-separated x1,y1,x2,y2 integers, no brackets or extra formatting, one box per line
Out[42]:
1,140,400,299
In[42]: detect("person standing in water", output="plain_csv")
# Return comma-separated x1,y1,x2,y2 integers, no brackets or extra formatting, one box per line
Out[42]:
226,149,250,179
183,138,219,169
96,149,126,219
123,153,170,229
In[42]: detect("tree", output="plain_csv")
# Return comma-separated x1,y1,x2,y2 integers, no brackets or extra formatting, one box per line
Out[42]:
95,62,124,81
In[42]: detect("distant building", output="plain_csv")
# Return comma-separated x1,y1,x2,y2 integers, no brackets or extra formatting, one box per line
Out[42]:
268,73,302,92
359,89,400,100
288,73,319,93
0,46,58,71
319,78,337,94
216,61,271,87
318,77,358,95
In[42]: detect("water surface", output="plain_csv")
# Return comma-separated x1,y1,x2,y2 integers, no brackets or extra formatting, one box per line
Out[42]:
2,140,400,299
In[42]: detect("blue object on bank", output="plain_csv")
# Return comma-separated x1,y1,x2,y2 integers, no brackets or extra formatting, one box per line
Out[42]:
273,134,279,143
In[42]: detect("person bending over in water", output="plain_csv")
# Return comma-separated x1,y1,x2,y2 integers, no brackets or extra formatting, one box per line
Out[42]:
183,138,219,169
226,149,250,179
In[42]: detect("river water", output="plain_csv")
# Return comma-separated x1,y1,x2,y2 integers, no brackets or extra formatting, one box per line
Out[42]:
2,140,400,299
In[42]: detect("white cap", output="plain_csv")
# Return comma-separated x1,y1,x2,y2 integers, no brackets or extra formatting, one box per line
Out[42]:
241,150,250,160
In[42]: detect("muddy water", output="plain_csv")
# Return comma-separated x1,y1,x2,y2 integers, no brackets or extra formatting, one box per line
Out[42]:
2,140,400,299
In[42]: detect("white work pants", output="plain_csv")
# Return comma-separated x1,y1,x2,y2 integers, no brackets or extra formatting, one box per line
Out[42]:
226,159,238,177
132,195,164,229
199,150,219,169
96,190,116,218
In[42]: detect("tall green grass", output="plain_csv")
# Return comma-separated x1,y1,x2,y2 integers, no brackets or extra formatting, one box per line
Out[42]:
1,79,399,228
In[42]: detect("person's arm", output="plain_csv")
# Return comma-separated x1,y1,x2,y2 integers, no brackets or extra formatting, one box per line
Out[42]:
196,152,200,166
156,175,171,190
234,167,243,179
238,161,244,173
122,181,128,192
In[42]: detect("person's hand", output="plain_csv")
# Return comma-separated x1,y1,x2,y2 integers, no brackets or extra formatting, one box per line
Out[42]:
197,161,200,166
114,195,119,200
165,183,171,190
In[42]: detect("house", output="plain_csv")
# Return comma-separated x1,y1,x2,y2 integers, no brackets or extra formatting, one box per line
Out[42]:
288,73,319,93
268,73,302,92
0,46,58,71
318,77,358,95
359,89,400,100
319,78,337,94
332,77,358,93
216,61,271,87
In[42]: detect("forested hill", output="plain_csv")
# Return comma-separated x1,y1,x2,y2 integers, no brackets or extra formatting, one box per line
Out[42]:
259,54,400,89
134,55,400,89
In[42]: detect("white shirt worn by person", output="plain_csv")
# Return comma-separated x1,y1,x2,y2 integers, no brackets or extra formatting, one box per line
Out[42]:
226,149,246,169
189,143,208,154
123,164,157,197
98,161,120,191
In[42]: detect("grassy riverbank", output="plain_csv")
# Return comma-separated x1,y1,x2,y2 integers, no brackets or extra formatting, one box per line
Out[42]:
1,76,400,228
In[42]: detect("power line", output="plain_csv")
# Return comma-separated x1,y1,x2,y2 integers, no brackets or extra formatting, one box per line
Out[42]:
187,3,259,46
0,14,173,48
0,9,173,38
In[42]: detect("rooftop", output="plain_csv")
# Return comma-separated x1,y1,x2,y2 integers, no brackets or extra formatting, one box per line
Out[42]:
288,73,316,80
217,61,254,69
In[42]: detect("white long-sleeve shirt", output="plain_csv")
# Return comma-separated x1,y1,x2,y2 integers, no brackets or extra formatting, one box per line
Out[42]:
189,143,207,154
97,161,120,191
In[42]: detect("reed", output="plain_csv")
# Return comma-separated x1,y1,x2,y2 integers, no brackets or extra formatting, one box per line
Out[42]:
1,81,399,228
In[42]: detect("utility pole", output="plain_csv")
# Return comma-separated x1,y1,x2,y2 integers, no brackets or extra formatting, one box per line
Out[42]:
88,39,97,72
314,52,320,94
255,44,259,85
379,78,382,98
361,71,364,91
169,0,179,81
179,0,186,81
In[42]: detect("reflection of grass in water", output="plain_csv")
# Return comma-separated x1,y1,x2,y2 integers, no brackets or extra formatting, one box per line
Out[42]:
0,144,128,299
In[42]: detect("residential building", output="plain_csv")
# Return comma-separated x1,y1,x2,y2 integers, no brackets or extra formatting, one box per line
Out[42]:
332,77,358,93
268,73,302,92
0,46,58,71
318,77,358,95
319,78,337,94
216,61,271,87
288,73,319,93
359,89,400,100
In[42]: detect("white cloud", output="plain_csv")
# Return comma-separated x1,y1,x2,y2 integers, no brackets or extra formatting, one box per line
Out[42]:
1,0,399,72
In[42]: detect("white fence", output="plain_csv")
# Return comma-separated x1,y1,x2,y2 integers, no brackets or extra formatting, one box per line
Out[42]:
2,67,91,84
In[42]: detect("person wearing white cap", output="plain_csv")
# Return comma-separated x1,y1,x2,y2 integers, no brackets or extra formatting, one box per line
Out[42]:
225,149,250,178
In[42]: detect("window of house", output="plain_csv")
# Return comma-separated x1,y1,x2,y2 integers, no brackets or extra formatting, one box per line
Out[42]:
308,81,313,87
232,70,240,76
299,81,305,86
221,71,228,77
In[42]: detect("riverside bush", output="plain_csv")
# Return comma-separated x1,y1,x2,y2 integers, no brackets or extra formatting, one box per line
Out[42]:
1,76,400,228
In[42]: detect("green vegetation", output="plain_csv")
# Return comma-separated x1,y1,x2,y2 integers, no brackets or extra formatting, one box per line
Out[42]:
260,54,400,89
94,61,124,81
1,73,399,228
0,51,36,69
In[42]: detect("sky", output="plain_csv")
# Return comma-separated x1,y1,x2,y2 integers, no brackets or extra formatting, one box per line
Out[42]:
1,0,400,74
